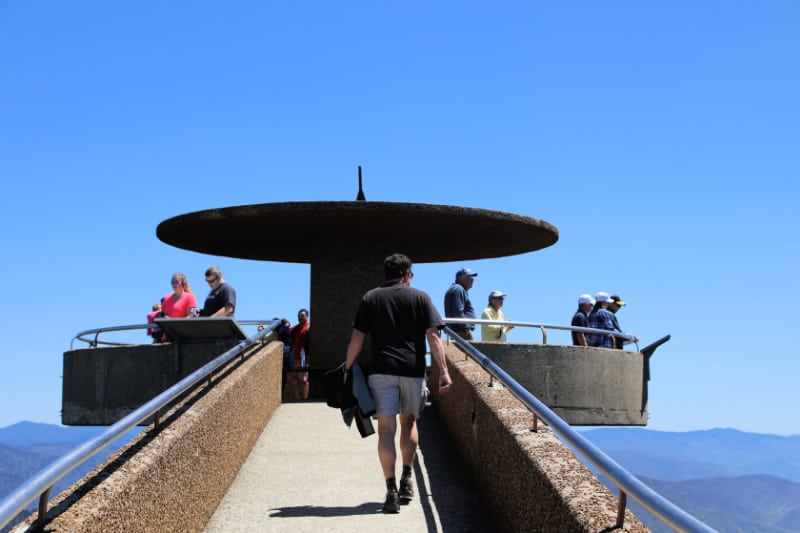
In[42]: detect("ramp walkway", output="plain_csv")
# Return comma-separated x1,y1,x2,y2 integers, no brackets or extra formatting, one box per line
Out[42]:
203,401,494,532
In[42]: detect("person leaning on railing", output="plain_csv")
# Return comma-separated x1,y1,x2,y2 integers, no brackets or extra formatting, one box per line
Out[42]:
586,292,617,348
571,294,595,347
481,290,514,342
608,295,639,349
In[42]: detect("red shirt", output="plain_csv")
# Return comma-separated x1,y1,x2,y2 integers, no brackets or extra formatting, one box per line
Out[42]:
161,291,198,318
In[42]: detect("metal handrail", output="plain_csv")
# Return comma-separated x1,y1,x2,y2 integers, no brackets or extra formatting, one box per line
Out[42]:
0,319,280,531
443,326,716,532
70,320,273,349
445,317,639,349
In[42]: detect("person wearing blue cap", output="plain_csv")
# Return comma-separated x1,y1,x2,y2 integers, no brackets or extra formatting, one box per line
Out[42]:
444,267,477,339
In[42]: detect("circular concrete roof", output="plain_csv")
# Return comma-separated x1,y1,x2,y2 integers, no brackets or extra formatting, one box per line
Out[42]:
156,201,559,263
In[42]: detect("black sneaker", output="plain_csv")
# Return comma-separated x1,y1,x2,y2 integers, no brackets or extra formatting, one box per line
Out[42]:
383,490,400,513
399,476,414,501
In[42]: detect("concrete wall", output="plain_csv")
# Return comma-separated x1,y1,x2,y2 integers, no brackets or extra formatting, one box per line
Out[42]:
472,342,648,426
22,340,283,533
62,340,243,425
429,343,649,533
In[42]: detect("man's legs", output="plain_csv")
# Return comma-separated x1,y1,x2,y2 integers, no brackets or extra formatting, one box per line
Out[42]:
377,415,400,512
398,414,418,466
377,415,398,478
398,414,418,500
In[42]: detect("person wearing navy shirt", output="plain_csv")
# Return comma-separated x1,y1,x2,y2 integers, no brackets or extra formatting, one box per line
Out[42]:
444,267,477,339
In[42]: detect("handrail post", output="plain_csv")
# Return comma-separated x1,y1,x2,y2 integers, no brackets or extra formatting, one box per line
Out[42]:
616,489,628,528
539,325,547,344
36,486,51,527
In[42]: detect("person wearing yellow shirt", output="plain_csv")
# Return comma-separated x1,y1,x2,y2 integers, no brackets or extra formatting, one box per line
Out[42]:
481,290,513,342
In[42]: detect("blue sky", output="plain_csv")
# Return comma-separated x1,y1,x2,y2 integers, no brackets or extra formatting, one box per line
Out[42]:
1,2,798,435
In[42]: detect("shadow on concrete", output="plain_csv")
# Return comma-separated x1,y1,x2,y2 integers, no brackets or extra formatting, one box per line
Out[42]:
268,502,382,517
417,403,496,532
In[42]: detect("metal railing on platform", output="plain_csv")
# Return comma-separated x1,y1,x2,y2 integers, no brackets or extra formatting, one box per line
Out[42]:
0,319,280,531
445,317,639,349
442,322,715,533
70,320,271,349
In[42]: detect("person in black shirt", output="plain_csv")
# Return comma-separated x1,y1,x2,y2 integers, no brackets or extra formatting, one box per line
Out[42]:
344,253,452,513
200,266,236,317
571,294,595,346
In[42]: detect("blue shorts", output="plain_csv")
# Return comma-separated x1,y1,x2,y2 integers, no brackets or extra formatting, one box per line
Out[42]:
368,374,428,418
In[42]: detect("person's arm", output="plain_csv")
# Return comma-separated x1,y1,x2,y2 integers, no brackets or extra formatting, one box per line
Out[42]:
184,294,198,317
426,327,452,394
208,304,231,317
344,329,366,375
577,332,588,346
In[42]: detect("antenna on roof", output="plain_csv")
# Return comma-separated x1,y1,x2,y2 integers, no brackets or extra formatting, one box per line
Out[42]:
356,166,366,201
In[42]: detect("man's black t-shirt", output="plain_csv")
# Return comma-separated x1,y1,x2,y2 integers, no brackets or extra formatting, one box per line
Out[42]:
571,310,587,345
201,283,236,317
353,281,443,377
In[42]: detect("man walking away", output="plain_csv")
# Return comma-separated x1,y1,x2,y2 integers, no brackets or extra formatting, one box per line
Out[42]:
344,253,452,513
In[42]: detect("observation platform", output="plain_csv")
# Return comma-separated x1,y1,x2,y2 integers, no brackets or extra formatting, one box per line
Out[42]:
5,322,713,532
17,339,652,532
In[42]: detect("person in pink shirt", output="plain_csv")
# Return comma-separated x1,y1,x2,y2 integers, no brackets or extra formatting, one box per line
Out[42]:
161,273,198,318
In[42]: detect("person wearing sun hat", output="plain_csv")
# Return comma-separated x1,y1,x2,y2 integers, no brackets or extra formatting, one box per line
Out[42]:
571,294,595,346
444,267,478,340
587,292,617,348
481,290,514,342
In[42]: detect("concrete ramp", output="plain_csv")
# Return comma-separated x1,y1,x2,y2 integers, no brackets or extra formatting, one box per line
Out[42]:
204,402,494,532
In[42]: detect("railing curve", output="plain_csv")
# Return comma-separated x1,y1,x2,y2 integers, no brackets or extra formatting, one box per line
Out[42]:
70,320,273,349
445,317,639,350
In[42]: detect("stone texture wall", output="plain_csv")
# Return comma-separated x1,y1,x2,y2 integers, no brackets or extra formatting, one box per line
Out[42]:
471,341,648,426
429,343,649,533
18,339,282,533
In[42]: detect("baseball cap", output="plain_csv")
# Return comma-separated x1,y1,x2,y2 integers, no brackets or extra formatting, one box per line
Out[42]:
610,295,626,306
456,267,478,278
595,292,613,303
578,294,595,305
489,290,506,299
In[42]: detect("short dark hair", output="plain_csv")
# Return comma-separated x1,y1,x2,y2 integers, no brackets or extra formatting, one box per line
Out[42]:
383,253,412,280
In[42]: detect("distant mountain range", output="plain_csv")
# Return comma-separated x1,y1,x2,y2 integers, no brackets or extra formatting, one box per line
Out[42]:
2,423,799,532
581,427,800,532
0,421,141,532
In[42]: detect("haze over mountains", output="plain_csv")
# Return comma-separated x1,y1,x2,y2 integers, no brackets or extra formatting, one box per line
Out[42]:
581,427,800,532
0,422,141,532
1,422,799,532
